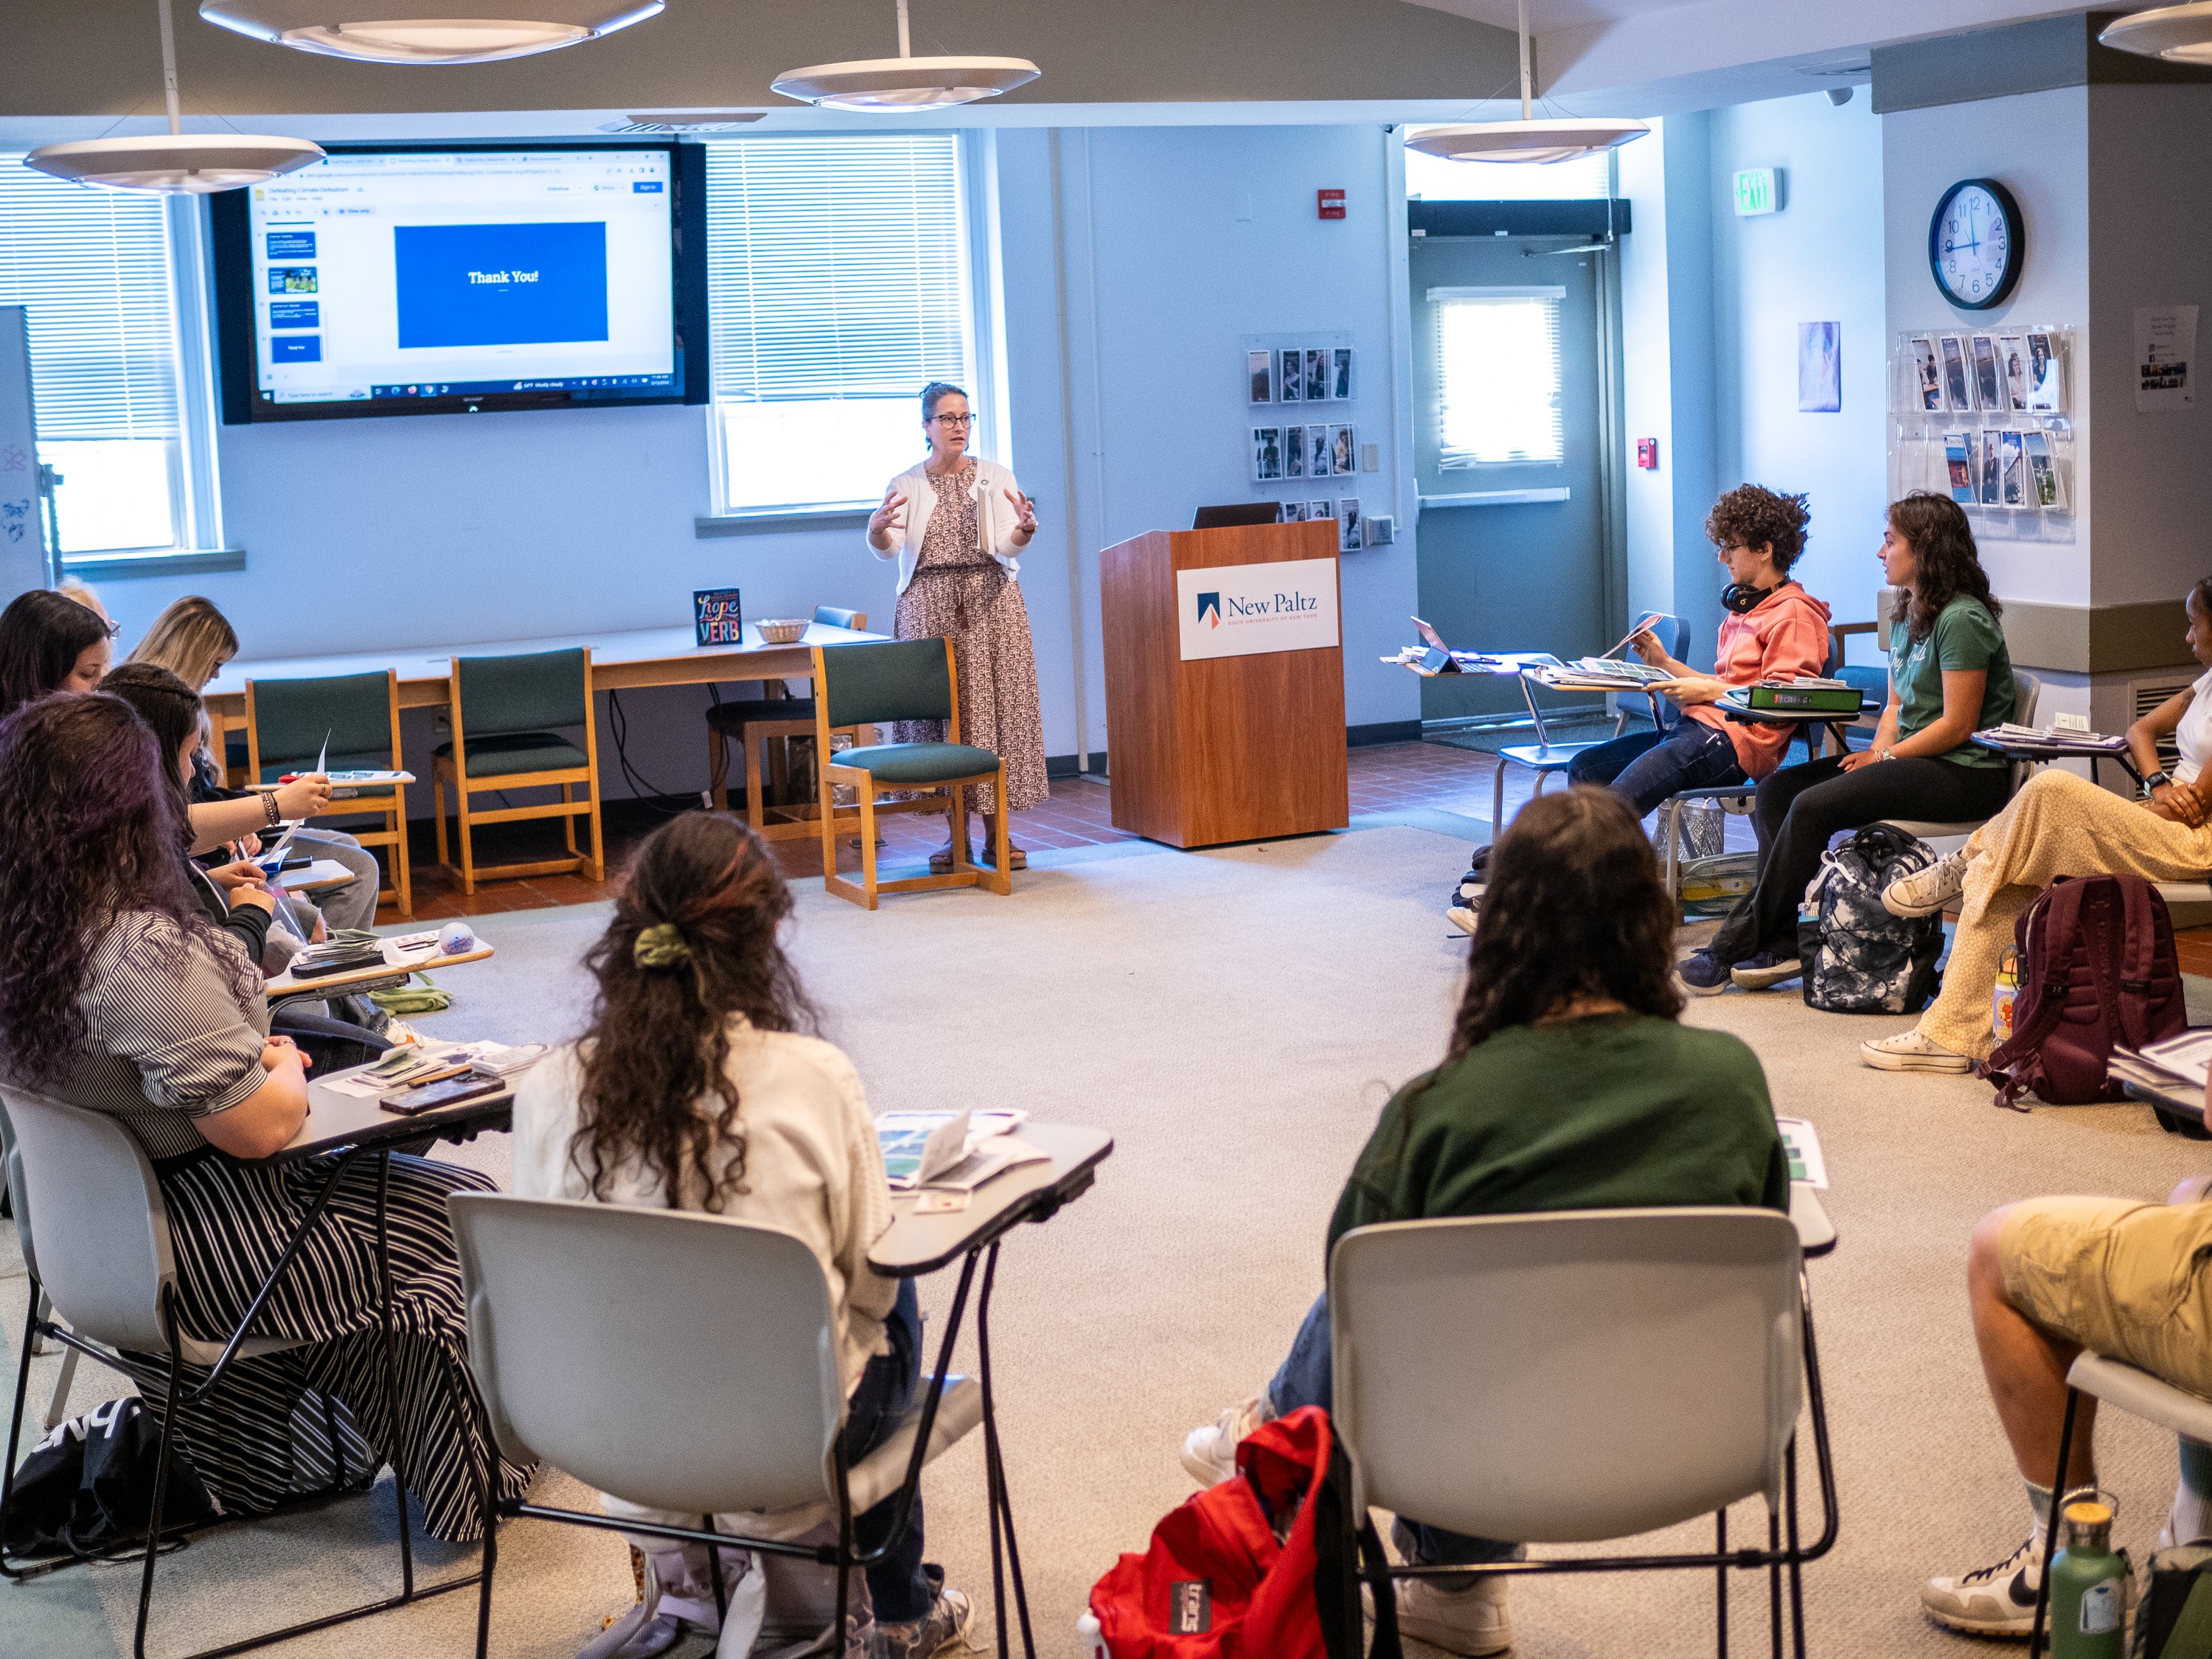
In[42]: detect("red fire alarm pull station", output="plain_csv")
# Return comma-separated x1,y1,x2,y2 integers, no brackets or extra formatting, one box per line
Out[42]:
1636,437,1660,470
1317,189,1346,220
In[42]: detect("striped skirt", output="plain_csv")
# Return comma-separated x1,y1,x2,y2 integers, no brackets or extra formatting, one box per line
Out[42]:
116,1150,532,1543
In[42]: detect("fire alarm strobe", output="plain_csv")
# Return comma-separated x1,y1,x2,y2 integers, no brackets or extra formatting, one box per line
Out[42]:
1317,189,1346,220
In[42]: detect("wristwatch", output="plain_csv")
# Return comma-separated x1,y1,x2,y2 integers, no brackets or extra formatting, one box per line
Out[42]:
2143,771,2173,796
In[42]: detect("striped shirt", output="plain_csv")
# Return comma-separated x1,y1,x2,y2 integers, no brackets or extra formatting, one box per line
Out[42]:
52,909,271,1159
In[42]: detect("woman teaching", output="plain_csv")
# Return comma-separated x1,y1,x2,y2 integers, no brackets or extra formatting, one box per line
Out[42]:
866,382,1048,872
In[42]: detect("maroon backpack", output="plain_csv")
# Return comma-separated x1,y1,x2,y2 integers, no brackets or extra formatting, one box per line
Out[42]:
1983,874,2185,1108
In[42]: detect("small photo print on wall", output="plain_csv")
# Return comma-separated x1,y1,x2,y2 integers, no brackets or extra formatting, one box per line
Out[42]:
1285,422,1307,479
1979,431,2001,505
1940,335,1972,411
1305,349,1329,402
1338,498,1361,551
1944,433,1975,504
1308,498,1335,523
1248,349,1274,404
2023,430,2065,508
1999,430,2026,506
1283,501,1309,522
1332,348,1353,401
1797,321,1841,413
1307,422,1330,476
1253,426,1283,481
1279,347,1303,403
1329,424,1355,477
1910,337,1944,413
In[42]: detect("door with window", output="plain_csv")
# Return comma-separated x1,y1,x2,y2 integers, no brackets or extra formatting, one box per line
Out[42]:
1411,235,1613,720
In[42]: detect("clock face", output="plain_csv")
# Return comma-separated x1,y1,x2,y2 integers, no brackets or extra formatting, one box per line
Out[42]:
1930,179,2023,310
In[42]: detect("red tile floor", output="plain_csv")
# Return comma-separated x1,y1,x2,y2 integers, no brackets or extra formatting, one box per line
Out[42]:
365,740,2212,975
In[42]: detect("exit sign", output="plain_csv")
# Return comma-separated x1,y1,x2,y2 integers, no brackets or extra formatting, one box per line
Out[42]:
1733,168,1780,216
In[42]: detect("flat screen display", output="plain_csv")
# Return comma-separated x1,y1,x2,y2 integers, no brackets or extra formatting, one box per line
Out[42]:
212,143,707,422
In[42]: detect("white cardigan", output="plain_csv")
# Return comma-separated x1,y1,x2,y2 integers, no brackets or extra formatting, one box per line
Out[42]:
871,456,1025,596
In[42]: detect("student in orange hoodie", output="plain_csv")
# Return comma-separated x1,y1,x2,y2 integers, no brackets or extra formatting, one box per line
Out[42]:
1568,484,1833,818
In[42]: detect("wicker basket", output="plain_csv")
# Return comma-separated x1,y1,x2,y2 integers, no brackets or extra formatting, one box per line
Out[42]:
755,619,807,644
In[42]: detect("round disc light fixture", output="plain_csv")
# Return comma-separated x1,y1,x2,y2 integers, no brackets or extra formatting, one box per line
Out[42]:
26,131,325,192
1407,117,1648,165
773,0,1037,111
771,55,1039,111
198,0,663,63
2098,1,2212,62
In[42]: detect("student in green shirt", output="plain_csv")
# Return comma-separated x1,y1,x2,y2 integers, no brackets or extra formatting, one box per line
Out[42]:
1179,787,1790,1659
1682,492,2016,995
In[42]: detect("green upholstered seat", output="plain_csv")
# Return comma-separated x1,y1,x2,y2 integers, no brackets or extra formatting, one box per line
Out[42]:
706,697,818,734
457,648,588,735
817,639,953,730
434,733,588,779
248,669,397,771
835,742,998,784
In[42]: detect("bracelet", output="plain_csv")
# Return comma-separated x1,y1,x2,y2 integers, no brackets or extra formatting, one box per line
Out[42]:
260,789,281,828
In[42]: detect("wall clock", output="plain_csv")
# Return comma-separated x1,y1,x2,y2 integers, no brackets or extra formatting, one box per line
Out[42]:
1929,178,2024,310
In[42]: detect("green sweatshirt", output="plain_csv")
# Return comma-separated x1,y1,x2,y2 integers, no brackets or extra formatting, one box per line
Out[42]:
1327,1014,1791,1263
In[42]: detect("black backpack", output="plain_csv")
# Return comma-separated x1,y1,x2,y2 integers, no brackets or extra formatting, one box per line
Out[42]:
0,1397,219,1561
1795,824,1946,1015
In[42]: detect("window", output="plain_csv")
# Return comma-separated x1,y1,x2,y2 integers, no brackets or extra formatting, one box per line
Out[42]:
0,162,219,557
1430,287,1564,468
705,134,975,515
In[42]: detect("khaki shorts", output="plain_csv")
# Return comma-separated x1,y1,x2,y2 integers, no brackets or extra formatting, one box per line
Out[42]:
1999,1196,2212,1399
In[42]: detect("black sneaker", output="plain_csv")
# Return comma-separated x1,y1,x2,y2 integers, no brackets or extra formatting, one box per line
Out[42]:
1447,867,1484,935
1676,947,1733,995
1731,950,1804,990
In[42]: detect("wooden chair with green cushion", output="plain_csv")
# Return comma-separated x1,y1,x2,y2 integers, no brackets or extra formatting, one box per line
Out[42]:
812,638,1011,908
706,606,870,842
432,647,604,894
244,667,412,916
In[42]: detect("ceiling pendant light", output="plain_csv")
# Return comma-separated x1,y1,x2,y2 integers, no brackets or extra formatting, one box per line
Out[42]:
1404,0,1646,165
198,0,662,64
2098,1,2212,62
772,0,1038,112
26,0,323,193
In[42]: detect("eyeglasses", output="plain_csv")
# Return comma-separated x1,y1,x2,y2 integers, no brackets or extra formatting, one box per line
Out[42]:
930,412,974,427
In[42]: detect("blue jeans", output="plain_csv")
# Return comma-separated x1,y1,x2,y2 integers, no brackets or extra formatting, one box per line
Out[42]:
1565,720,1746,818
843,1279,933,1622
1267,1294,1520,1571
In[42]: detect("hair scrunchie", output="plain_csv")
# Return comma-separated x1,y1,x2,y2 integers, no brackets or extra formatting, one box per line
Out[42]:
633,922,692,971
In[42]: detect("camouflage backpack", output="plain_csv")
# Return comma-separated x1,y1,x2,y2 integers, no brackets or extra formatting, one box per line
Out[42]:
1795,824,1946,1015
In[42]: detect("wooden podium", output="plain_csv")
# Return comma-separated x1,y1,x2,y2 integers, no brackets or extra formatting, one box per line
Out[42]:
1099,520,1349,848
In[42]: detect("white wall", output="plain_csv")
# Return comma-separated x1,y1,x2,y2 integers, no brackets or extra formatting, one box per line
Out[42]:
91,122,1419,801
1706,91,1888,653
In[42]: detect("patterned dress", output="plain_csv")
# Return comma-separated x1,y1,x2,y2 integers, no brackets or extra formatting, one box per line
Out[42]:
891,462,1049,813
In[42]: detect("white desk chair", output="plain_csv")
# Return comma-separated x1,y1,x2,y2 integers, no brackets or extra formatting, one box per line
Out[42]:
1877,669,2042,851
0,1110,81,1428
2029,1352,2212,1658
0,1085,451,1659
1329,1210,1837,1658
450,1194,984,1659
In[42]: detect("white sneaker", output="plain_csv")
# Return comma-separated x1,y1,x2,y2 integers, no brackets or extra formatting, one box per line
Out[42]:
1180,1397,1265,1488
1921,1535,2042,1636
1862,1030,1975,1074
1394,1575,1512,1657
1885,850,1971,918
381,1018,425,1047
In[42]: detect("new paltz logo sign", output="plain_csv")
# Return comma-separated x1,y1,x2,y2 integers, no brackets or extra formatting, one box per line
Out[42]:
1176,558,1340,662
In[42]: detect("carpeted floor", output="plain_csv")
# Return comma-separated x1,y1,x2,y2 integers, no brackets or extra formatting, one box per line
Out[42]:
5,822,2208,1658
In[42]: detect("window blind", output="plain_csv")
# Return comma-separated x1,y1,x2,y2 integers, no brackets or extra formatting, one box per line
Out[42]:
0,161,181,442
1432,287,1564,468
706,134,969,403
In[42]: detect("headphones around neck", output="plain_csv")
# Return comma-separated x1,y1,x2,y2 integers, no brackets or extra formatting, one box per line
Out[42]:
1721,580,1783,615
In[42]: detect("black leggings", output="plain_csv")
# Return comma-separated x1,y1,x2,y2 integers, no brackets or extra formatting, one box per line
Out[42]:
1709,754,2013,962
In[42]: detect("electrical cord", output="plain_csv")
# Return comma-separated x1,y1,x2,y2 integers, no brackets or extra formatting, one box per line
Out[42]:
605,687,689,815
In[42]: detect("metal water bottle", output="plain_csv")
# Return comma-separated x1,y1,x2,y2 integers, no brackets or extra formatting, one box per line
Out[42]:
1993,947,2021,1043
2047,1497,2127,1659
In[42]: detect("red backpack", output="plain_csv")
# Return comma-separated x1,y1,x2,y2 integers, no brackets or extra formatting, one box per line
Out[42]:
1983,874,2185,1108
1087,1407,1399,1659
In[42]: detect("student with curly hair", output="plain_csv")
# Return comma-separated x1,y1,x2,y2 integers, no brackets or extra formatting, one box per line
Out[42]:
1184,788,1789,1658
510,811,973,1659
1681,493,2016,993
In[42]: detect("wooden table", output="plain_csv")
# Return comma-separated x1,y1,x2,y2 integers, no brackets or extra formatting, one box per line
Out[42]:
202,621,886,732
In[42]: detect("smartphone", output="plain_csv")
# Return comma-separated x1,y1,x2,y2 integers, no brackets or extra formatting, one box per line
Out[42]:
288,944,386,979
380,1075,504,1114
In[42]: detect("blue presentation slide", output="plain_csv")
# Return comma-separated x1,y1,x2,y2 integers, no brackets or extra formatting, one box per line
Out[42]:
266,230,316,259
393,222,610,349
268,301,319,330
272,335,321,362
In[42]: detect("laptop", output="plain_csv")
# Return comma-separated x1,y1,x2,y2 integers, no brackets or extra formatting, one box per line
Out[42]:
1192,501,1284,530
